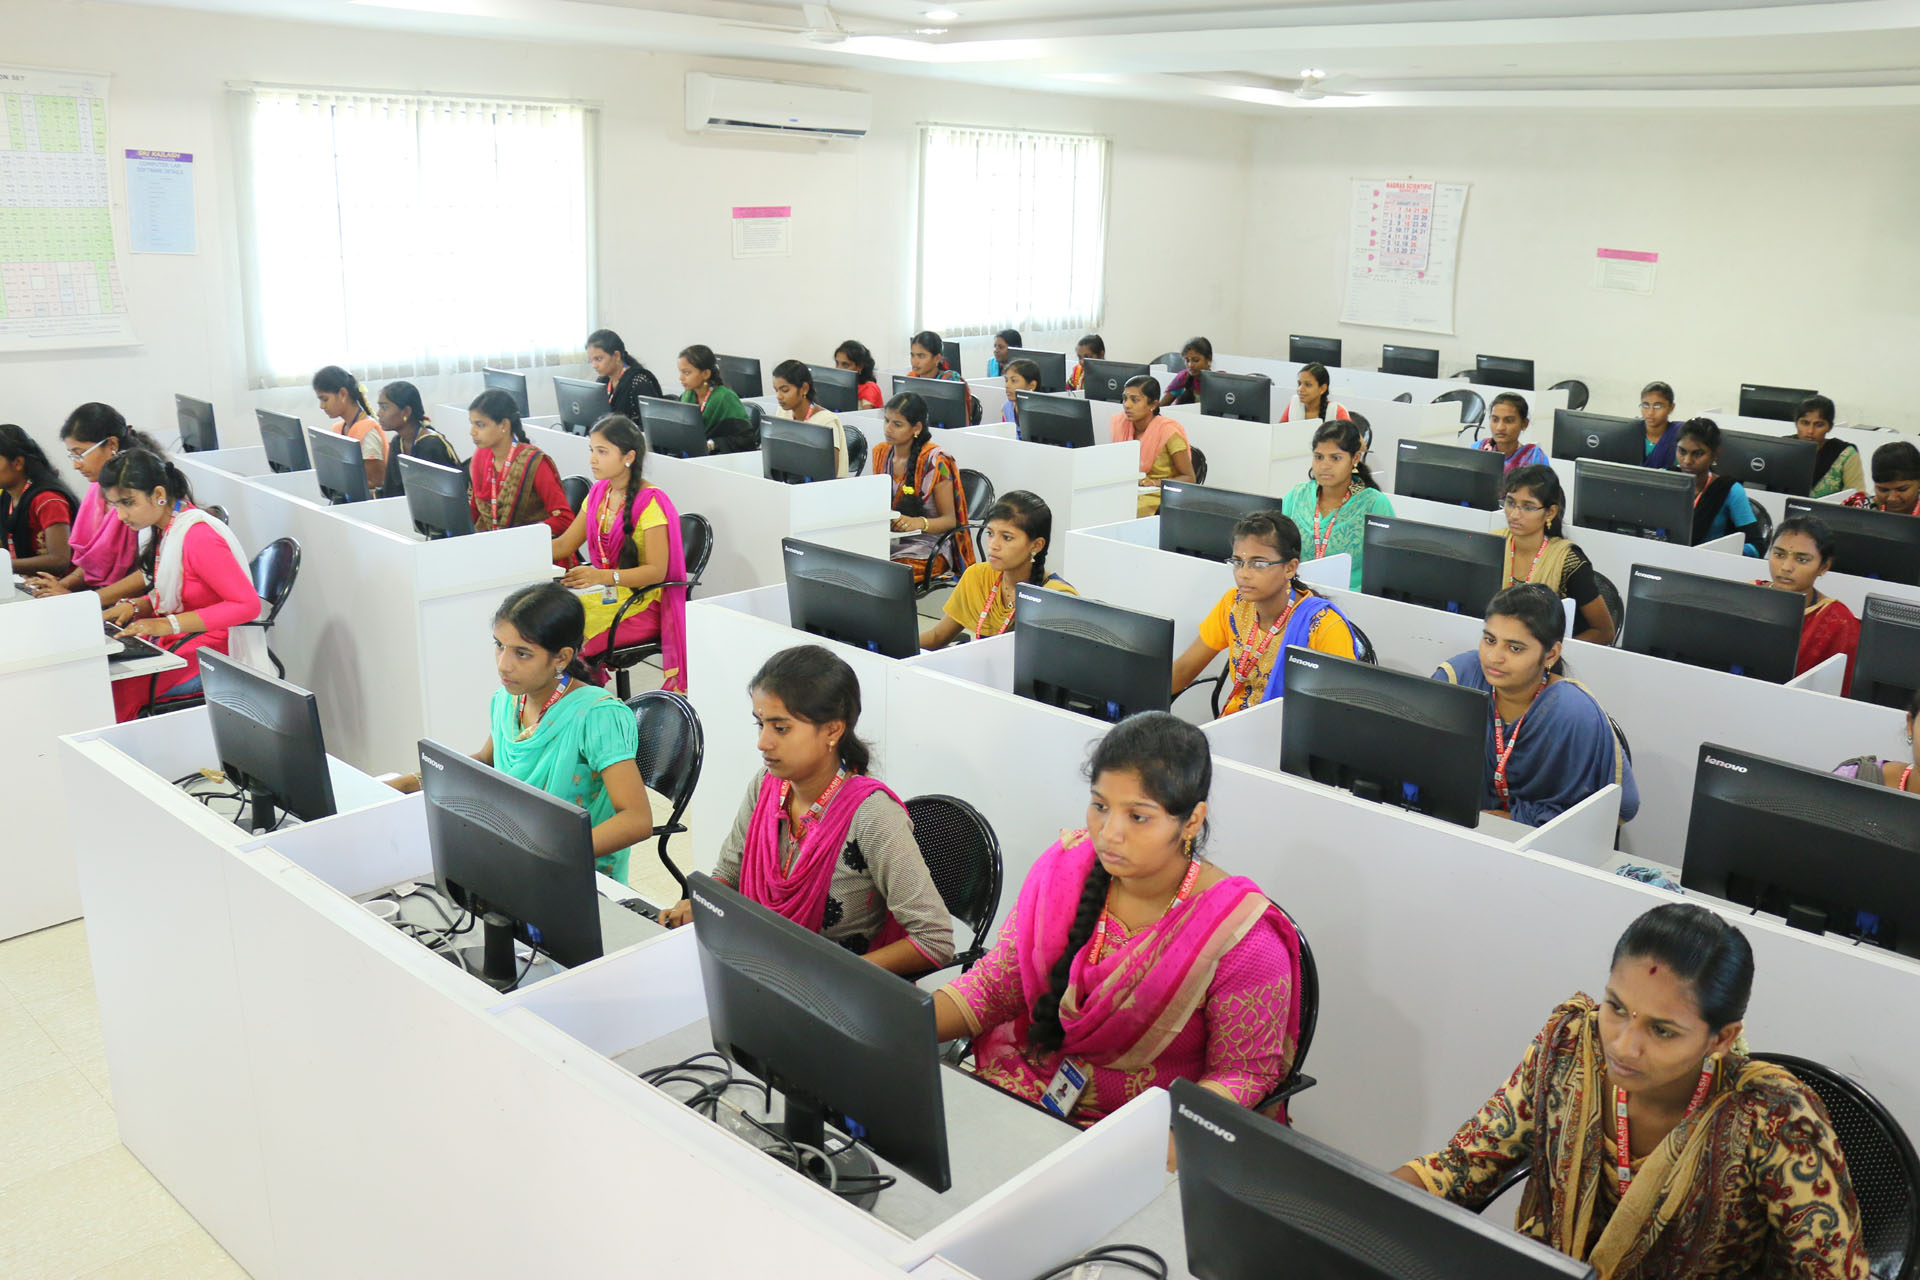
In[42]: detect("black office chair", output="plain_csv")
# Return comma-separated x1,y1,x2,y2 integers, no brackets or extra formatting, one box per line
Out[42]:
1348,411,1373,451
201,504,229,526
1392,392,1413,404
843,422,869,476
1153,351,1185,371
918,469,994,596
1177,614,1380,720
627,690,703,892
143,537,302,715
1434,388,1487,433
597,512,713,700
1549,379,1590,412
1593,570,1624,646
1750,501,1775,554
1190,446,1209,485
1254,917,1319,1122
905,794,1003,974
562,474,592,514
1449,368,1475,381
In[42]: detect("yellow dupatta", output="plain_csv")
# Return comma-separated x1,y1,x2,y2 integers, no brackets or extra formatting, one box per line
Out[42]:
1504,529,1577,594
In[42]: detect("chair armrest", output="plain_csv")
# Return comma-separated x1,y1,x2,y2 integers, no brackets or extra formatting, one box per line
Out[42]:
1254,1071,1317,1114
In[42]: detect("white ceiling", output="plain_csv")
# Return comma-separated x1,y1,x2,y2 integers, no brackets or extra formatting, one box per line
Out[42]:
109,0,1920,111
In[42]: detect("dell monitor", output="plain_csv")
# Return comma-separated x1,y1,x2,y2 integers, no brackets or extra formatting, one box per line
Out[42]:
1005,347,1067,393
419,738,602,989
1619,564,1802,682
199,650,337,834
1475,354,1535,391
1852,593,1920,709
1715,430,1815,496
175,394,218,453
781,538,919,658
1169,1079,1595,1280
308,428,372,505
396,454,474,540
1381,344,1440,379
1200,370,1273,423
1278,648,1488,828
1012,589,1173,723
1552,410,1645,466
1289,335,1342,368
687,873,952,1197
1682,745,1920,958
1159,481,1282,561
891,375,970,432
715,354,763,400
482,367,530,418
1017,392,1095,449
1739,383,1818,422
1080,358,1151,403
1572,458,1695,544
256,410,311,474
1782,498,1920,586
636,396,709,459
1394,439,1505,510
552,375,606,435
760,419,838,485
805,364,862,414
1360,516,1505,616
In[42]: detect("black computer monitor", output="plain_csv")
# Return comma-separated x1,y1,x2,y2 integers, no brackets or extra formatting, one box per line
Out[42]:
396,454,474,539
1200,370,1273,423
1289,335,1342,367
1682,744,1920,958
1012,589,1173,723
419,738,603,989
1552,410,1645,466
1159,481,1281,561
761,420,838,485
482,367,530,417
1381,344,1440,378
687,872,951,1196
805,364,862,414
1714,430,1815,496
1852,593,1920,709
1572,458,1695,544
175,394,218,453
1006,347,1067,392
1017,392,1095,449
552,376,605,435
1475,355,1535,391
1278,647,1488,828
1739,383,1818,422
1619,564,1802,682
1360,516,1505,615
781,538,919,658
1169,1079,1594,1280
199,650,337,834
308,428,371,505
941,338,963,377
1080,359,1151,403
716,354,763,400
891,375,970,432
636,396,709,459
256,410,310,474
1394,439,1504,510
1781,498,1920,586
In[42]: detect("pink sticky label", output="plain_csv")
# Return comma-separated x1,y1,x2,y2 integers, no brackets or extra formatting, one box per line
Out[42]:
1597,248,1658,263
732,206,791,219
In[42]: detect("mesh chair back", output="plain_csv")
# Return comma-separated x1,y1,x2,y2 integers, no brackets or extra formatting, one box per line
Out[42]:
680,513,714,592
1752,501,1775,552
1594,570,1624,642
628,691,703,823
844,422,869,475
202,504,230,526
1392,392,1414,404
562,474,592,513
1434,388,1487,429
960,469,995,525
250,538,301,627
1290,924,1320,1084
1549,379,1591,412
1152,351,1185,371
1190,446,1209,485
904,795,1002,969
1348,411,1372,450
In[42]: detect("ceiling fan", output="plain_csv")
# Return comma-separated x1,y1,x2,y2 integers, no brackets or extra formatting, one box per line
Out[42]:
1292,70,1365,100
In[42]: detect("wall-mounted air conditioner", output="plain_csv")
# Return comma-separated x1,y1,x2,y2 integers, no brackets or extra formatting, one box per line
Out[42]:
685,72,872,141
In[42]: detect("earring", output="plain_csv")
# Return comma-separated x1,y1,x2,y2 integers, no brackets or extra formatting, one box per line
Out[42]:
1183,835,1195,860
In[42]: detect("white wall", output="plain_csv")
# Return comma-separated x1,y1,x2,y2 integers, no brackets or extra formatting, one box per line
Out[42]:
1239,107,1920,431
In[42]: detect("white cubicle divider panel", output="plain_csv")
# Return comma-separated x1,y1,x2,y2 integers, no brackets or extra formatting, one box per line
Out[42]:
1510,784,1624,868
1204,351,1571,428
1,590,115,938
1160,406,1317,497
936,424,1139,578
1788,651,1850,697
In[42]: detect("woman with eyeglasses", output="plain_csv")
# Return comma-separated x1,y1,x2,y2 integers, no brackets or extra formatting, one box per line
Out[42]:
1171,511,1359,716
27,404,165,600
1500,465,1614,646
1638,381,1682,469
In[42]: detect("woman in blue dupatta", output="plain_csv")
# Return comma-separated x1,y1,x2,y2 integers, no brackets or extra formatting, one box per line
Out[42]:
1639,381,1682,469
1433,584,1639,827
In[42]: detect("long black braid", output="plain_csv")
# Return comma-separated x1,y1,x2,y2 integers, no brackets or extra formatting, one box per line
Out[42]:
591,415,649,570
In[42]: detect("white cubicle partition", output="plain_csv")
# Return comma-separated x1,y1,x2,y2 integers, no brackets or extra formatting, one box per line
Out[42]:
936,424,1138,577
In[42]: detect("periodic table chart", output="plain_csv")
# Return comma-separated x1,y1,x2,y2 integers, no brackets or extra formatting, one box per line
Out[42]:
1340,178,1469,336
0,65,137,351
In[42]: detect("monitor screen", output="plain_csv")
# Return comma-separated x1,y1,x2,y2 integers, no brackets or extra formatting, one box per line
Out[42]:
1200,371,1273,423
482,367,530,418
1682,744,1920,958
255,410,311,474
761,419,838,485
1360,516,1505,616
781,538,920,658
636,396,709,459
1714,430,1815,497
1852,593,1920,709
1620,564,1802,682
1738,383,1817,422
1017,392,1095,449
1781,498,1920,586
1551,410,1645,466
1080,359,1151,403
941,338,963,378
1005,348,1067,393
1572,458,1695,544
308,427,371,505
199,650,337,833
716,354,763,400
892,375,970,432
175,394,218,453
1159,481,1283,561
396,454,474,539
1381,345,1440,379
1012,588,1173,723
1475,355,1535,390
1289,335,1342,367
552,376,606,435
805,364,862,415
1394,439,1505,511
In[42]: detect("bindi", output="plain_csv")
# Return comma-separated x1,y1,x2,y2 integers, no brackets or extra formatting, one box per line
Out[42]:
1649,964,1659,975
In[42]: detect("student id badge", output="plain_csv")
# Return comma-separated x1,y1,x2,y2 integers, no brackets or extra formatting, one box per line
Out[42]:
600,583,619,605
1039,1056,1090,1119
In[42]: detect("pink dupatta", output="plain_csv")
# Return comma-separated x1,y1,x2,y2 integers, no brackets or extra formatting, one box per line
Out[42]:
68,483,137,587
737,772,904,932
586,478,689,692
1109,412,1189,475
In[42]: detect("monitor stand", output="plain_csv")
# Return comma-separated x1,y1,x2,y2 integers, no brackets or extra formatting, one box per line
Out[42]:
477,910,521,990
762,1096,882,1210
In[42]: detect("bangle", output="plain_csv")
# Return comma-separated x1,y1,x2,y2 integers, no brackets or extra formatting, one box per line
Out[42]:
612,569,620,588
921,518,931,533
168,614,183,634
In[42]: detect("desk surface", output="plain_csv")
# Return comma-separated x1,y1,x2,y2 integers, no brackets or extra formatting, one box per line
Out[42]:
1087,1180,1192,1280
358,881,663,986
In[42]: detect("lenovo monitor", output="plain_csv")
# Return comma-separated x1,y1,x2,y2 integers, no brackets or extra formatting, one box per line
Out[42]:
805,364,862,415
308,428,372,505
1572,458,1695,544
715,354,763,400
1394,439,1505,511
256,410,311,474
1381,345,1440,379
1781,498,1920,586
1360,516,1505,616
1619,565,1802,682
892,375,970,432
1852,593,1920,710
1017,392,1096,449
397,454,474,540
1012,589,1173,723
482,367,530,418
1200,370,1273,423
175,394,218,453
1552,410,1646,466
636,396,709,459
199,650,337,834
1738,383,1818,422
1005,347,1068,393
1159,481,1283,561
553,376,606,435
1475,355,1535,391
761,419,838,485
781,538,919,658
1288,335,1342,368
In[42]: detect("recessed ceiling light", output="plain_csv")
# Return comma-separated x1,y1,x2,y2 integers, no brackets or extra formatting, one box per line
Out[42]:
914,26,948,34
924,7,959,18
1300,68,1326,79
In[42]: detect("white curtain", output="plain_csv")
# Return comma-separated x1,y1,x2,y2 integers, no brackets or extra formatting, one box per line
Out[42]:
232,88,593,387
918,125,1108,338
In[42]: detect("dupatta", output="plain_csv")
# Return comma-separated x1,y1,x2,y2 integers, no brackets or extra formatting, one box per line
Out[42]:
1253,594,1340,706
737,772,904,932
68,484,136,586
148,507,270,670
873,438,977,569
472,444,547,532
1504,530,1578,593
1109,413,1189,475
587,479,688,692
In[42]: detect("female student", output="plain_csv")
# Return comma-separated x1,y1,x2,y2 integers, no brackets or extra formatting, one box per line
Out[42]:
467,388,575,567
660,645,953,973
1111,374,1195,517
1280,418,1393,591
933,711,1302,1126
1477,393,1550,473
676,344,756,454
1278,362,1351,424
1001,358,1040,426
1159,337,1213,408
1172,511,1361,716
1431,584,1638,826
1066,334,1104,391
875,392,973,582
587,327,664,419
1834,688,1920,793
909,330,965,383
920,490,1077,650
834,339,885,411
985,328,1022,378
1842,441,1920,514
386,583,652,882
1394,903,1865,1277
1639,381,1681,469
1673,419,1765,554
376,381,459,498
27,404,157,598
0,424,77,578
96,450,264,723
1499,465,1615,646
548,415,687,692
313,365,388,492
1797,394,1863,500
1763,515,1859,696
770,359,848,477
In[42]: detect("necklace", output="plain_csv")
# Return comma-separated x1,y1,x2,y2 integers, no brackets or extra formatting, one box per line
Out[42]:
1311,485,1354,558
1089,856,1202,964
1614,1061,1717,1200
1508,534,1550,587
1226,589,1301,709
1490,676,1548,809
515,674,570,740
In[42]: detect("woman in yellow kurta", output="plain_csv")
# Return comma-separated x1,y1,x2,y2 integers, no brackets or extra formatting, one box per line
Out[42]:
920,490,1076,650
1109,374,1195,516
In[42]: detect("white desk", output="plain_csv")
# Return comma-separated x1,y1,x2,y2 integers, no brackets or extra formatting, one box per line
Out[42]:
935,423,1138,577
1212,352,1570,427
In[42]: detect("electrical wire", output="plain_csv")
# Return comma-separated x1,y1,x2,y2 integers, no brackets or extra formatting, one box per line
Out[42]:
1027,1244,1169,1280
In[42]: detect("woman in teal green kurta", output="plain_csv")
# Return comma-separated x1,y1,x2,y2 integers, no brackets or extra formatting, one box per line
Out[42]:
1282,418,1394,590
677,343,757,455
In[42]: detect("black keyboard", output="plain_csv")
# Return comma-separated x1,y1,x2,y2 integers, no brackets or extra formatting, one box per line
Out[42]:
104,622,168,663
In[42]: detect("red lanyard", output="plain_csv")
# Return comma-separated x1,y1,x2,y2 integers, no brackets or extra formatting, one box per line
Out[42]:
975,576,1016,637
1901,765,1914,792
779,767,848,843
1508,536,1549,588
517,674,570,734
484,445,525,526
1311,487,1353,559
1490,680,1546,808
1614,1062,1716,1200
1226,592,1300,708
1088,856,1202,965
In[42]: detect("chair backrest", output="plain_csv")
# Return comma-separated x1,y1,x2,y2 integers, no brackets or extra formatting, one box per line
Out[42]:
1755,1051,1920,1280
1287,917,1320,1085
679,512,714,593
249,537,302,626
960,468,994,521
562,474,592,513
1433,387,1487,428
843,422,869,475
1592,569,1625,643
202,504,230,526
1190,445,1209,485
1392,392,1413,404
1346,615,1379,666
627,690,704,825
1347,411,1373,451
1751,500,1775,552
904,795,1003,963
1549,378,1591,412
1152,350,1185,371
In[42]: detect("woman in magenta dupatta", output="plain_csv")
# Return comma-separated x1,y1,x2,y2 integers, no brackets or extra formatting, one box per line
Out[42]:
936,713,1301,1127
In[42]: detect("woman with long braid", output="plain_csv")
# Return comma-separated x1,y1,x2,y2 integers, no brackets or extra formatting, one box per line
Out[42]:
874,391,973,584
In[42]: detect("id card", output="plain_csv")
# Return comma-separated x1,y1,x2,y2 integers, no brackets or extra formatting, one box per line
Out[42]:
1039,1056,1090,1119
600,583,620,605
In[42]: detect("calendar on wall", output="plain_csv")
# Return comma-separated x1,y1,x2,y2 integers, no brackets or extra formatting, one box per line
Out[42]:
0,65,136,352
1340,179,1469,336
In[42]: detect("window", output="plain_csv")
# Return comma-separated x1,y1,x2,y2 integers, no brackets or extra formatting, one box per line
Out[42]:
917,125,1108,338
233,88,592,386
